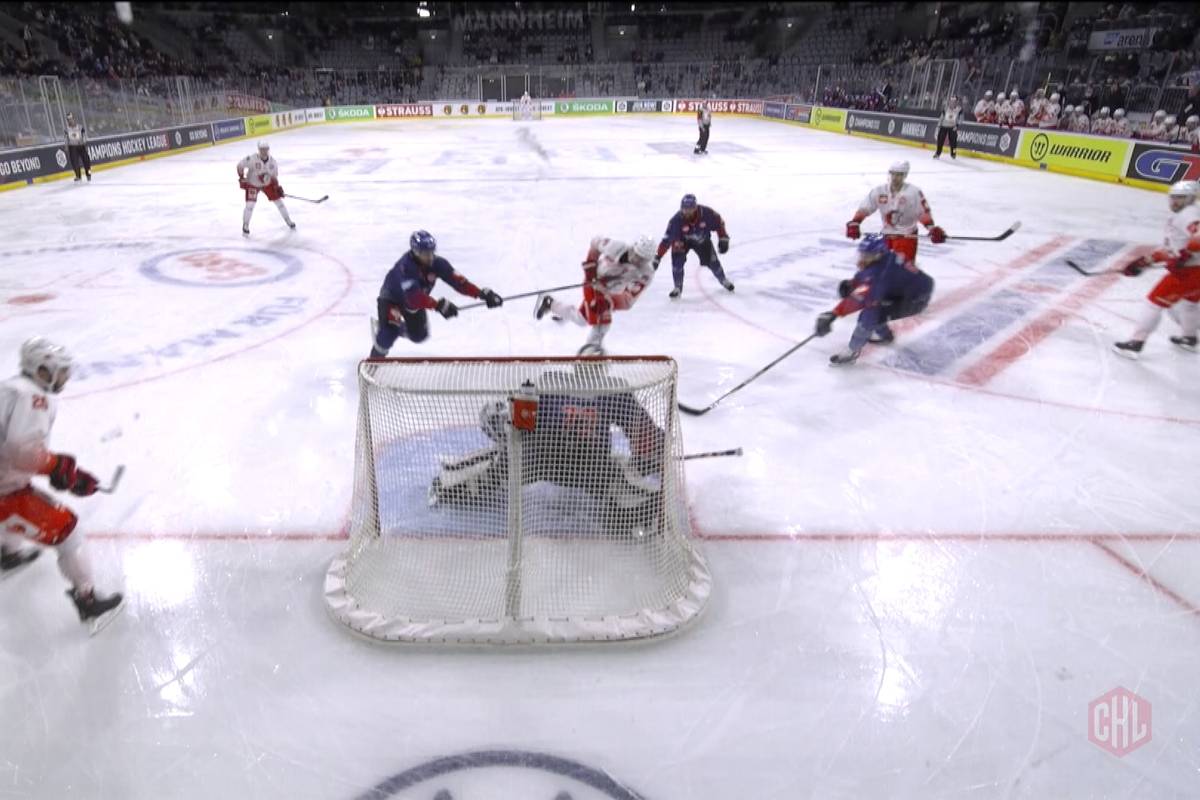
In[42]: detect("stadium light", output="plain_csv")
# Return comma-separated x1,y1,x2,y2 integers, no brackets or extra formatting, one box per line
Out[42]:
417,7,431,18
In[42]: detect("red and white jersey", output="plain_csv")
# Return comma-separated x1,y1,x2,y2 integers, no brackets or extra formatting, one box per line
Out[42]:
1038,102,1061,129
586,236,654,300
237,153,279,188
1153,204,1200,267
1188,126,1200,151
1069,113,1090,133
973,99,995,122
1090,117,1111,136
995,99,1013,124
1028,97,1047,126
1010,99,1026,125
1111,118,1130,137
857,182,934,237
1142,121,1167,141
0,375,57,495
1166,125,1185,145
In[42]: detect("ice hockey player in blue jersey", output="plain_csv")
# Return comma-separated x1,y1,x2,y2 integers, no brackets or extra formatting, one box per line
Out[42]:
427,366,666,535
813,234,935,365
653,194,735,299
370,230,503,357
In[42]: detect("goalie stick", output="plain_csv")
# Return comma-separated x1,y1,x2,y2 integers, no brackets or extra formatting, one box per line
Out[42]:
679,335,818,416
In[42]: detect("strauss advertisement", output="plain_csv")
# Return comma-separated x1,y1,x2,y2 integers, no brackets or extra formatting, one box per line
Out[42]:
675,99,764,114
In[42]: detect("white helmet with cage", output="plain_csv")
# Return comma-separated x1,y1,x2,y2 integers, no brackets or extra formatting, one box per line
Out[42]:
631,235,656,264
256,140,270,157
20,337,72,394
1167,180,1198,212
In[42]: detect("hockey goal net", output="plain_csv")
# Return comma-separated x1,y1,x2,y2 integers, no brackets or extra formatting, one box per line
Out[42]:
325,356,710,644
513,100,542,121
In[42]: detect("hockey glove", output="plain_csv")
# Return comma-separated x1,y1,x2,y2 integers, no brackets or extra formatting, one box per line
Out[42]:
928,226,947,244
478,288,503,308
718,237,730,255
46,454,78,491
845,221,861,240
652,255,661,271
275,183,285,198
1122,257,1149,277
435,298,459,319
239,179,252,190
815,311,837,337
70,469,99,497
837,279,855,299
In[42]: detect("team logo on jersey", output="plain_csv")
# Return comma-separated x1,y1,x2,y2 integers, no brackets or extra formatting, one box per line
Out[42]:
359,750,645,799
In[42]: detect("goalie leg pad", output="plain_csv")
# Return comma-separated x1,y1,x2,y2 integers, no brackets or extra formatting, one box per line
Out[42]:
429,449,504,507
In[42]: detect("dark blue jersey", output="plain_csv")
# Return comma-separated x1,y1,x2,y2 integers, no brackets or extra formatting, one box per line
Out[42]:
534,389,661,466
835,251,933,350
379,251,480,312
656,206,729,257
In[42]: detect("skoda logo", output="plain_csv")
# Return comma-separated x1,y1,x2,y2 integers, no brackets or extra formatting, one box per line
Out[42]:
888,119,895,134
557,103,568,113
1030,133,1050,161
358,750,647,799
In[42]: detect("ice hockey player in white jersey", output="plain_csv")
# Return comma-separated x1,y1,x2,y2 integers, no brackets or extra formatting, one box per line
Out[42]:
845,161,947,265
1111,108,1130,137
1091,107,1112,135
1008,91,1026,127
0,339,123,633
1038,92,1061,129
1114,181,1200,358
994,92,1012,126
237,140,295,235
1163,115,1182,144
1183,115,1200,150
1142,110,1168,141
1028,88,1047,127
535,234,657,355
973,90,995,123
1069,105,1092,133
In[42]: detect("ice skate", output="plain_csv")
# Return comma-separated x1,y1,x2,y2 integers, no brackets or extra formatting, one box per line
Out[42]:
1169,335,1197,352
830,349,860,366
67,588,125,635
869,324,895,344
1112,340,1144,360
242,225,250,236
719,278,735,292
534,294,554,320
669,287,682,299
1,547,40,579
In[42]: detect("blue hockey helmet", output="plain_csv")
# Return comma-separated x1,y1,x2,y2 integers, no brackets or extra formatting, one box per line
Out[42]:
409,230,437,256
680,193,698,211
857,234,888,259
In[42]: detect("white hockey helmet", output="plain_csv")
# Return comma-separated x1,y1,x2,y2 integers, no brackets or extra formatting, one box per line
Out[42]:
257,140,269,155
20,337,72,394
1168,180,1198,211
1064,104,1075,114
1050,92,1060,103
1113,108,1125,119
888,160,910,176
1187,115,1200,128
984,90,993,98
996,92,1006,101
630,235,656,264
1099,106,1111,117
1154,109,1166,121
1165,115,1177,126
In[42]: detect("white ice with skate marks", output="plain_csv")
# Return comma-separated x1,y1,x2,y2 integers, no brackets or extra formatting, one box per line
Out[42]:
0,115,1198,799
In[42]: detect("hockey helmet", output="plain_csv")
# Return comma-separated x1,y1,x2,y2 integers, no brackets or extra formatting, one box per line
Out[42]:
1064,105,1074,115
256,140,269,155
1154,109,1166,121
1167,180,1197,211
888,160,910,175
1050,92,1060,103
1165,115,1177,126
857,234,888,260
20,337,72,394
1187,115,1200,128
409,229,437,255
984,90,993,98
680,193,698,211
631,235,656,263
1113,108,1125,119
1099,106,1111,117
996,92,1006,101
1009,90,1020,100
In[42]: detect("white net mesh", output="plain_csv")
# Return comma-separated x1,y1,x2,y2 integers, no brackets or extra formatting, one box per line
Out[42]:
325,356,711,644
513,101,542,121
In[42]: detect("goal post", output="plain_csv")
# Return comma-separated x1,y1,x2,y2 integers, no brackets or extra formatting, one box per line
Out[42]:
513,100,543,121
325,356,711,644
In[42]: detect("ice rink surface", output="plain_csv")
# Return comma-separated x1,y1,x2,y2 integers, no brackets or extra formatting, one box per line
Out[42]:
1,114,1198,799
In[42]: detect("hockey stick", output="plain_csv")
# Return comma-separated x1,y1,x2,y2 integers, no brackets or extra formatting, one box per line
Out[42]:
1066,259,1162,277
941,220,1021,242
458,281,586,311
97,465,125,494
287,194,329,204
679,334,818,416
681,448,743,460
